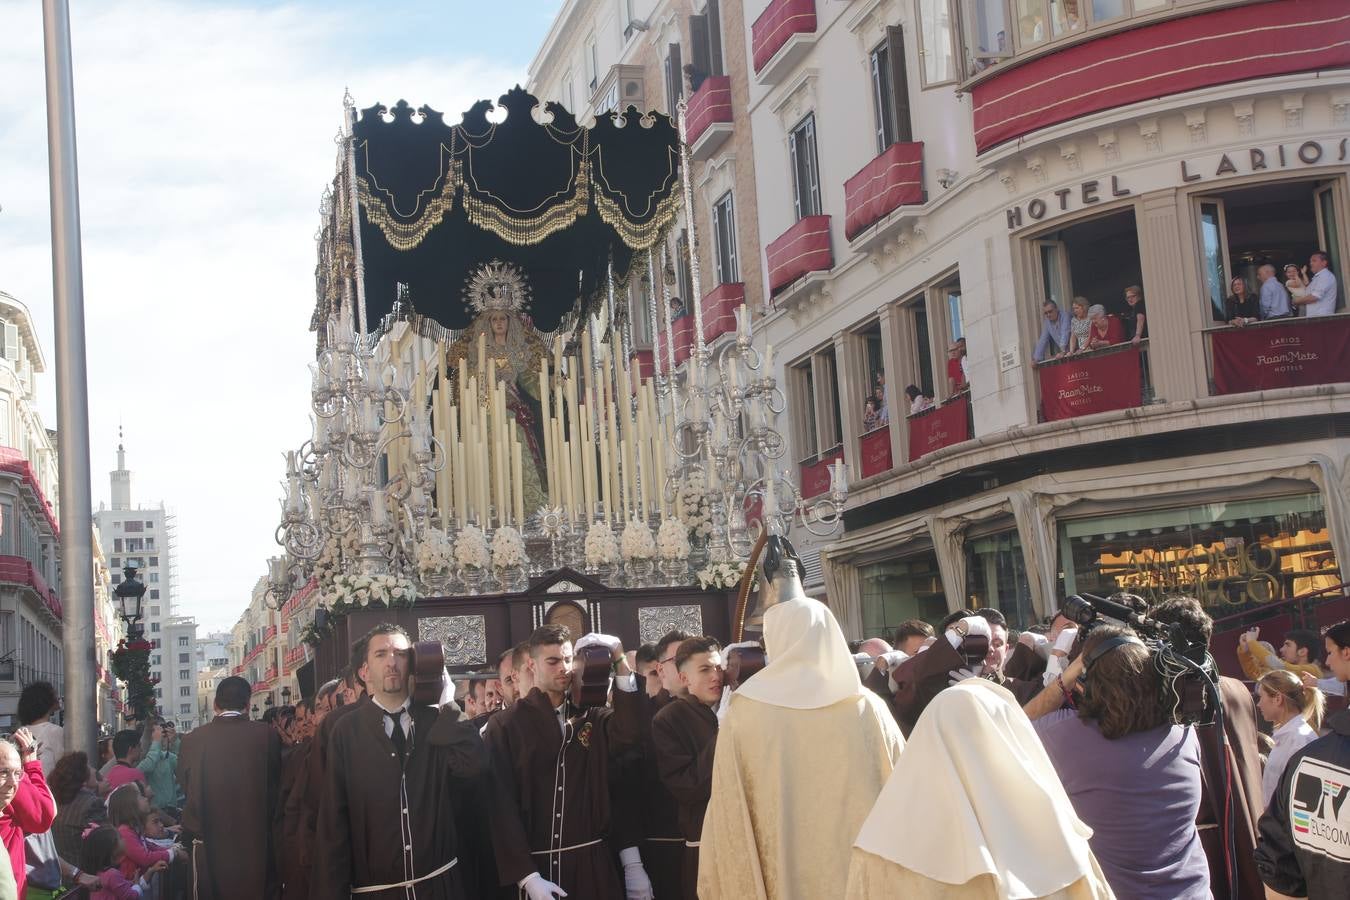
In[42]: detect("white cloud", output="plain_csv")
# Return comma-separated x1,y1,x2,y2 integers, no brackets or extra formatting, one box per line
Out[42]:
0,0,534,631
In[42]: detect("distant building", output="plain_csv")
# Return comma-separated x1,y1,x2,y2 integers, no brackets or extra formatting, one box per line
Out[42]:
0,291,63,728
92,528,126,732
94,433,197,727
227,577,283,716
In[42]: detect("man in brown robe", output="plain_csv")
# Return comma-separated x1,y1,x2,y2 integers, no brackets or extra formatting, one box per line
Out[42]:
276,700,312,900
305,663,367,900
651,636,723,900
177,675,281,900
314,623,489,899
485,625,647,900
1150,597,1265,899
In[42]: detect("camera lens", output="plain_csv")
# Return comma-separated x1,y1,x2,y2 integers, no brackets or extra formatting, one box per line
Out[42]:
1060,594,1097,627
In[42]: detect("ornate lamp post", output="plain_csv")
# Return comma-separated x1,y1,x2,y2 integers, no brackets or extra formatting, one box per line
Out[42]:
281,686,292,704
113,564,146,642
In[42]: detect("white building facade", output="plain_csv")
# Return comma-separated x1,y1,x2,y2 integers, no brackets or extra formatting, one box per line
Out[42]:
0,291,63,728
228,577,284,716
94,440,198,726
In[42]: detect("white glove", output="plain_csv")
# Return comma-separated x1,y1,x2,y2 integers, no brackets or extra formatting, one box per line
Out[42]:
874,650,910,673
723,640,763,656
436,667,458,708
1019,632,1050,658
520,872,568,900
575,633,622,655
619,847,654,900
945,616,992,650
715,685,732,724
948,666,982,686
1052,627,1078,656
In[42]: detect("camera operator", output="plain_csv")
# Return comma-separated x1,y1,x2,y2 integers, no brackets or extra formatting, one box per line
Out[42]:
865,608,1040,735
1255,619,1350,900
1038,625,1211,899
1149,596,1265,900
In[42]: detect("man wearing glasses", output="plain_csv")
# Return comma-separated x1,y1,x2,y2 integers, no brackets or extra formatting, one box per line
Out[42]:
1033,300,1073,362
0,728,56,898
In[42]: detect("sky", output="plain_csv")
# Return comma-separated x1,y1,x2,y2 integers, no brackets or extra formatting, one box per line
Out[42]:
0,0,565,632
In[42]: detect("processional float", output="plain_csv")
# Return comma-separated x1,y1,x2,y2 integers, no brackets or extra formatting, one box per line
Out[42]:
269,87,847,665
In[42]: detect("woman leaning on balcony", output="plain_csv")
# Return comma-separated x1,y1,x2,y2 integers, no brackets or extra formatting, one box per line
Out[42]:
1083,305,1123,351
1066,297,1092,354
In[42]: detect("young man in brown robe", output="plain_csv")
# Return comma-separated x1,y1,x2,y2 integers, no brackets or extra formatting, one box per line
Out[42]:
177,675,282,900
304,660,368,900
485,625,649,900
314,624,489,899
651,636,724,900
276,700,312,900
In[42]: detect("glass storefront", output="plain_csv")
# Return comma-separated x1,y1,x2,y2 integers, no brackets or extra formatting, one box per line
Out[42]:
964,529,1036,629
1057,494,1338,610
860,549,949,639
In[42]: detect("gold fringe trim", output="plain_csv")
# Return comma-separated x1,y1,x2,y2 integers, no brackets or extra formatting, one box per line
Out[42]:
594,187,682,250
357,159,461,252
462,153,591,247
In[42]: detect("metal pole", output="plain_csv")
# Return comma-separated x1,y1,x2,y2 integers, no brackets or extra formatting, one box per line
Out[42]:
42,0,97,756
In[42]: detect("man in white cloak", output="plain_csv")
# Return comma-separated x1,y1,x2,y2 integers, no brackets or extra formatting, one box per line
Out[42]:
697,538,905,900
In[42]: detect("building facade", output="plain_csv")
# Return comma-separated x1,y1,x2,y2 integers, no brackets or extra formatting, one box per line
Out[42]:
92,528,127,731
0,291,64,728
94,438,198,726
228,576,285,715
735,0,1350,637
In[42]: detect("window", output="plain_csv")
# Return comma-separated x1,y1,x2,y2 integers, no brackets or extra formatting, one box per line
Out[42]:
918,0,959,85
152,639,161,649
150,622,160,633
178,636,189,647
180,720,191,731
152,655,161,666
674,230,694,309
113,538,123,552
1025,207,1143,340
110,557,120,569
179,704,190,714
155,688,162,698
790,348,843,464
964,527,1036,629
149,556,158,567
903,294,937,400
586,39,598,91
179,686,190,697
689,0,725,83
982,0,1204,60
150,606,160,617
563,71,576,112
790,361,820,461
869,28,913,152
145,538,154,550
711,191,739,285
124,521,142,533
1058,494,1338,609
149,573,159,583
1194,179,1344,322
664,44,683,115
144,520,153,528
860,548,949,639
149,590,159,600
788,114,822,220
965,0,1011,72
179,669,189,680
179,653,190,664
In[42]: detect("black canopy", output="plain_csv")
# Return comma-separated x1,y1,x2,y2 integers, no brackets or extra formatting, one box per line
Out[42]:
350,86,681,333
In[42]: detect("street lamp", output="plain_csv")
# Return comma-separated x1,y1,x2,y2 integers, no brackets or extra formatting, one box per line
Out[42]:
250,704,259,719
113,564,147,641
281,686,292,704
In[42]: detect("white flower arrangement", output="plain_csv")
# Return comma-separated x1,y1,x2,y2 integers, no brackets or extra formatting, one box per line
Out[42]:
453,525,490,570
584,521,620,567
314,531,359,585
415,527,454,577
695,559,754,591
491,525,528,570
620,517,656,560
679,470,714,539
656,517,691,561
325,572,417,610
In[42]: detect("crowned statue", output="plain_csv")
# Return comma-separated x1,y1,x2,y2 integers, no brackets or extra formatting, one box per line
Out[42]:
445,261,552,515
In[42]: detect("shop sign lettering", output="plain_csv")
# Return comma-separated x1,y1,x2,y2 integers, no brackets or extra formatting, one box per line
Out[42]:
1111,539,1283,608
1181,139,1348,182
1005,177,1131,229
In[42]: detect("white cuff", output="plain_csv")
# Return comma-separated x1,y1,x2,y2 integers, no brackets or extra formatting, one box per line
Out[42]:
518,872,542,889
619,847,642,867
614,673,638,693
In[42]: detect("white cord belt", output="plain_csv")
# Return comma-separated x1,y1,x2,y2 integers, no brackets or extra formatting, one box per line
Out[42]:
351,858,458,894
645,837,685,843
684,841,701,848
530,838,604,856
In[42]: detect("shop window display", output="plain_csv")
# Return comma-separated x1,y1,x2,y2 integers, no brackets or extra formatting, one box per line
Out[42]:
860,550,949,639
1057,495,1338,609
964,529,1036,629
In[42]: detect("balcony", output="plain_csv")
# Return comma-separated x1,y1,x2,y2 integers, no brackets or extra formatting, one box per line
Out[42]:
1036,345,1145,422
701,283,745,344
752,0,818,85
844,142,924,243
686,76,734,161
766,215,832,296
0,555,62,621
1207,316,1350,396
800,447,843,499
656,314,695,368
907,394,973,462
263,624,278,644
0,447,59,536
969,0,1350,154
631,349,655,381
858,426,893,479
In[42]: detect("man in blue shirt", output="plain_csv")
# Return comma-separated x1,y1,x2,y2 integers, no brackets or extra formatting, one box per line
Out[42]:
1257,264,1291,319
1033,300,1072,362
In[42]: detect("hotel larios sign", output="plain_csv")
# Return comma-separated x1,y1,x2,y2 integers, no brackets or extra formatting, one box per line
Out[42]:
1006,138,1348,230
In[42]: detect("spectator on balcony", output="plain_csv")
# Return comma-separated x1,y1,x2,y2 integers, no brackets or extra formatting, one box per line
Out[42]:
863,398,881,432
669,297,687,320
1293,251,1338,317
904,385,934,415
683,63,707,94
1283,263,1309,308
873,387,889,426
1225,277,1260,326
1258,264,1292,319
1083,305,1123,351
1121,285,1147,345
1066,297,1092,354
876,371,891,415
1033,300,1073,362
945,340,968,395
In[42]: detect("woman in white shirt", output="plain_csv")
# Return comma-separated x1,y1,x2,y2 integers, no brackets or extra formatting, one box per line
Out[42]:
1256,669,1324,807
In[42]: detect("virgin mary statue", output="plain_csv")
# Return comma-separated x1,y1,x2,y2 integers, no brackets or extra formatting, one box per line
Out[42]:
445,262,551,515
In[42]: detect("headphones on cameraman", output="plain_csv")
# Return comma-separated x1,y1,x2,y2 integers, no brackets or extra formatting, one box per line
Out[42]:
1079,634,1145,703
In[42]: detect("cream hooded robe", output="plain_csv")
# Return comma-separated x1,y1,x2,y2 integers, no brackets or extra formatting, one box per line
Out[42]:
697,596,905,900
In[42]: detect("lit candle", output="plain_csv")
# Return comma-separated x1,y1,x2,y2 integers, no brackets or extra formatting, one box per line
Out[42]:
512,439,525,527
